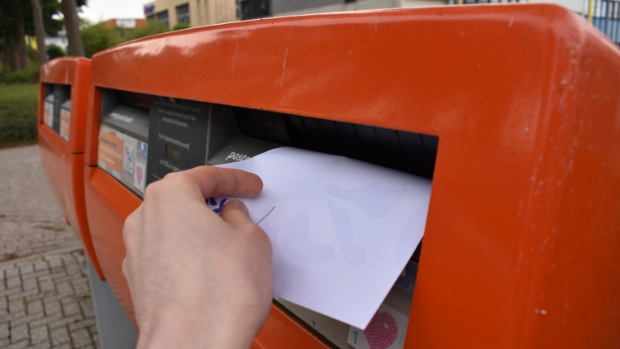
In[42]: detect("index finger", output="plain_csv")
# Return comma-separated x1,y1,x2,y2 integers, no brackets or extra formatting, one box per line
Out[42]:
167,166,263,200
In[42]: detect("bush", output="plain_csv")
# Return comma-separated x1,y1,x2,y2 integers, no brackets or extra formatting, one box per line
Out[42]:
0,84,38,147
173,22,190,31
1,64,40,84
125,21,170,41
47,45,66,60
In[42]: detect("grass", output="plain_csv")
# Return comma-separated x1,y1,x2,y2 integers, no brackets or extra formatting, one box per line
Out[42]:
0,83,39,148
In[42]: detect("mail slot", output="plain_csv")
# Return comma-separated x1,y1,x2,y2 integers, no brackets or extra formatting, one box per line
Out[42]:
82,4,620,348
38,57,104,279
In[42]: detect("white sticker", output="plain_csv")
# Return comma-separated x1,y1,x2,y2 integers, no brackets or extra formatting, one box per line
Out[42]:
123,143,135,173
348,304,409,349
134,161,146,193
44,102,54,127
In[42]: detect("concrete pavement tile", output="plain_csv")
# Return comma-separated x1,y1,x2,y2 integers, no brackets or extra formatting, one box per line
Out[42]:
9,312,44,327
8,299,26,315
70,328,92,347
47,314,83,330
28,340,52,349
67,318,95,332
6,277,21,289
17,264,34,276
29,324,49,344
5,339,29,349
61,300,81,317
26,299,43,315
34,261,50,273
29,313,62,328
0,321,8,340
50,326,70,346
54,281,73,297
43,300,61,316
9,323,29,343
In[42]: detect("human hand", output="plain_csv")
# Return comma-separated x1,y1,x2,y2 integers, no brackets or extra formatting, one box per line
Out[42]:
122,166,273,349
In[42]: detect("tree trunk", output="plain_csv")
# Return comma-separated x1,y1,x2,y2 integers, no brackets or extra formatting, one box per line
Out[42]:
61,0,84,56
15,5,30,68
30,0,48,65
5,33,20,72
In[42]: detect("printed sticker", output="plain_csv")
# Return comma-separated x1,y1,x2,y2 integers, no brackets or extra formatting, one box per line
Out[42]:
44,102,54,127
137,141,148,157
348,304,409,349
134,161,146,193
98,130,124,179
59,109,71,141
206,197,229,214
123,144,135,174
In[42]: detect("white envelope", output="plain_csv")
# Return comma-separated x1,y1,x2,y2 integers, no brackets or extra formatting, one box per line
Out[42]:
215,147,431,329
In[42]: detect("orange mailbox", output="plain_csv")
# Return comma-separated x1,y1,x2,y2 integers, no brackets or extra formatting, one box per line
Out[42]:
83,5,620,349
38,57,104,278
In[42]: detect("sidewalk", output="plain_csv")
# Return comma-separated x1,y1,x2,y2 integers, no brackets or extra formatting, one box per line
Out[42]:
0,145,99,349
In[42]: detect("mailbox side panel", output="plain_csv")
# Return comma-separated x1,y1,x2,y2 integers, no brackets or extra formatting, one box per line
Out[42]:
38,57,104,278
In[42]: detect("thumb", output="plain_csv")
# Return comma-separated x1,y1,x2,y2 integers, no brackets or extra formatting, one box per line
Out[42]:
219,200,254,228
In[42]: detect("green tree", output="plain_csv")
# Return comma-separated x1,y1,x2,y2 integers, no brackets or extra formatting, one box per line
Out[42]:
81,23,121,58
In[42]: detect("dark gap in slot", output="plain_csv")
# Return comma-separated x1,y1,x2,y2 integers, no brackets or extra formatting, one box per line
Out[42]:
354,124,388,167
231,107,437,181
317,120,348,157
397,131,434,179
285,114,313,149
301,117,331,153
374,128,410,173
271,113,290,144
115,90,151,111
334,122,367,162
260,110,279,143
421,134,439,168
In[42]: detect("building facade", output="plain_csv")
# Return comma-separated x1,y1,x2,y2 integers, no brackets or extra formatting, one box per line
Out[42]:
143,0,237,28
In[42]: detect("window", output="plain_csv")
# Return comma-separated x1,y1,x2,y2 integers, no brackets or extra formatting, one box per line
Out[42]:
156,10,169,27
177,3,190,24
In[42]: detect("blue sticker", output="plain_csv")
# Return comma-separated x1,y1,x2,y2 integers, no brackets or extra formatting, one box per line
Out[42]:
206,197,228,214
137,141,148,157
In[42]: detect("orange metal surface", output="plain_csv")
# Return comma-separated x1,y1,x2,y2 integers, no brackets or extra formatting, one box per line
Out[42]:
37,57,104,278
83,4,620,348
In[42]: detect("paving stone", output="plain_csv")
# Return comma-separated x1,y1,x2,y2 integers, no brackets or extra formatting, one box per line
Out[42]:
29,340,52,349
50,327,70,346
29,325,49,344
0,146,100,348
70,328,92,347
43,300,61,317
26,299,44,315
61,301,81,318
6,277,22,289
5,339,29,349
47,315,83,330
29,313,62,329
67,318,95,332
10,312,45,327
10,323,29,343
0,321,9,340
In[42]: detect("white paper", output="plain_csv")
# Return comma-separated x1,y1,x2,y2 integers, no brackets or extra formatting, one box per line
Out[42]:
215,147,431,329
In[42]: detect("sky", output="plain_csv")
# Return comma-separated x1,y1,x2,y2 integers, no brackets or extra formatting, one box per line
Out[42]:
80,0,152,24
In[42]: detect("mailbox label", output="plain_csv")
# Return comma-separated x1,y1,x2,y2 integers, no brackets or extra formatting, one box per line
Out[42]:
44,101,54,128
98,129,124,179
60,109,71,141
